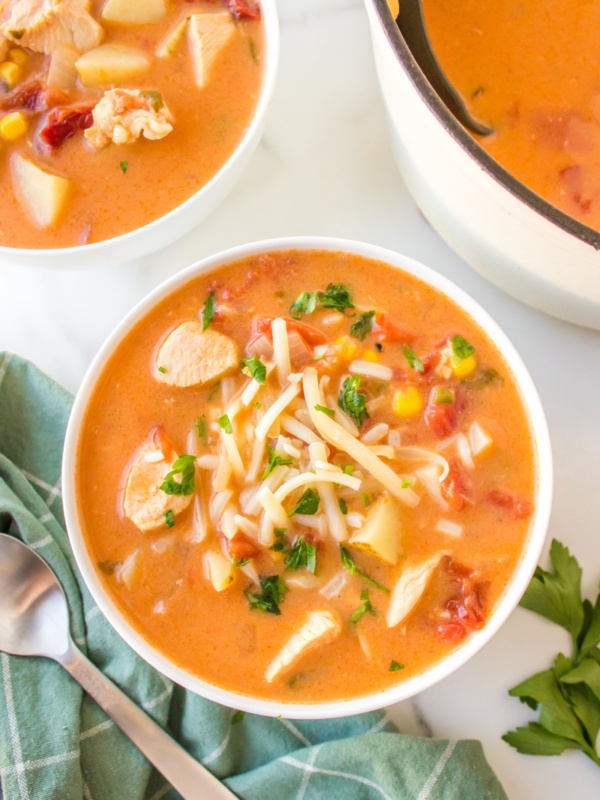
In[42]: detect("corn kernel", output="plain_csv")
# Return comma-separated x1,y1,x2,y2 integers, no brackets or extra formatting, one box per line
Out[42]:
393,386,423,418
361,349,380,363
0,61,22,89
270,551,284,564
451,355,477,378
335,336,359,361
8,48,28,66
0,111,28,141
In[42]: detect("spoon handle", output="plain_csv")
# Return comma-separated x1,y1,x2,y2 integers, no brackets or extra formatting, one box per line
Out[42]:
60,642,236,800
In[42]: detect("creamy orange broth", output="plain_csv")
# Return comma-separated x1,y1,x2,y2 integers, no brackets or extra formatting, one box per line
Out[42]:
76,250,536,703
423,0,600,232
0,1,263,249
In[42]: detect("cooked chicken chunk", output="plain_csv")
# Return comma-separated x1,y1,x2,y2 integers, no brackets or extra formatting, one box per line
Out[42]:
1,0,104,55
123,436,193,532
265,611,341,683
386,553,445,628
188,12,236,89
155,321,239,388
85,88,173,150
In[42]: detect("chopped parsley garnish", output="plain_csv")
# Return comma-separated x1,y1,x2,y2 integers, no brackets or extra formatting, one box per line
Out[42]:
350,589,376,626
140,90,164,111
338,375,369,429
389,660,404,672
318,283,354,313
339,498,348,515
262,444,293,480
350,310,375,341
401,479,411,489
288,488,320,517
8,29,24,39
245,575,289,615
285,535,317,574
432,386,455,405
339,545,390,593
232,557,250,567
218,414,232,434
242,356,266,384
315,404,335,417
343,465,355,475
269,528,287,552
195,415,208,445
403,345,424,372
208,380,221,401
159,454,196,496
254,401,261,409
231,710,245,725
164,509,175,528
120,160,128,175
97,560,121,575
362,493,371,507
249,36,258,61
450,334,476,363
463,367,504,390
202,291,215,332
290,291,317,320
157,365,167,373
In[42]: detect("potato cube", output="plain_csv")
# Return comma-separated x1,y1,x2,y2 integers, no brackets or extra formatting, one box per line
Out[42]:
205,551,235,592
76,44,150,87
101,0,167,25
12,156,71,228
349,495,401,564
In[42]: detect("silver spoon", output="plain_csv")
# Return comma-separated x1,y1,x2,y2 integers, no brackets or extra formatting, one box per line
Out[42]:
0,533,236,800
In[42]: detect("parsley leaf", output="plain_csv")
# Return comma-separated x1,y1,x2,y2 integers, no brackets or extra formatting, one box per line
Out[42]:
202,291,215,332
157,366,167,373
315,404,335,417
389,660,404,672
232,557,251,567
245,575,288,615
403,345,424,372
350,310,375,341
339,545,390,593
338,375,369,429
449,334,476,363
288,488,320,516
231,710,244,725
285,535,317,574
242,356,267,384
462,367,504,390
339,498,348,515
318,283,354,313
350,589,376,626
97,560,122,575
262,444,293,480
159,455,196,496
269,528,287,552
120,160,128,175
195,415,208,445
290,291,318,320
208,380,221,401
218,414,233,435
164,509,175,528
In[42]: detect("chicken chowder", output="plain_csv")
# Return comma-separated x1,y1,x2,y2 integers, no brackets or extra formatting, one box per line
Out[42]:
0,0,263,248
76,250,537,703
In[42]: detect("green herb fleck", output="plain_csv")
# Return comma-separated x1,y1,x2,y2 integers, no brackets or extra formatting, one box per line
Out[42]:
343,465,355,475
120,160,128,175
97,560,121,575
262,444,293,480
164,509,175,528
403,345,424,372
202,291,215,332
401,480,411,489
140,90,164,111
339,545,390,593
208,380,221,401
195,415,208,445
245,575,289,615
338,375,369,429
350,589,377,626
463,367,504,390
157,365,166,373
362,493,371,507
472,85,485,98
254,401,261,409
450,334,476,363
315,404,335,418
290,291,318,320
159,454,196,496
350,310,375,341
233,557,251,567
389,660,404,672
8,29,24,39
432,386,455,405
339,498,348,515
285,535,317,574
218,414,232,435
249,36,258,61
231,710,245,724
242,356,267,384
318,283,354,313
269,528,287,552
288,488,320,517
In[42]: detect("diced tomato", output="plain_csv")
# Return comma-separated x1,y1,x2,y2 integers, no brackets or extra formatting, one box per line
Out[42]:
225,0,261,19
40,106,94,149
440,461,470,511
436,559,488,642
0,79,44,112
487,489,533,520
253,316,327,346
226,536,261,562
370,312,414,343
425,399,457,438
152,427,176,461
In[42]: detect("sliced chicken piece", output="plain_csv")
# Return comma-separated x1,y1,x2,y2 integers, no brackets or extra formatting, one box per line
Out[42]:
155,320,239,388
123,434,193,532
188,11,236,89
386,552,446,628
265,610,341,683
85,88,173,150
1,0,104,55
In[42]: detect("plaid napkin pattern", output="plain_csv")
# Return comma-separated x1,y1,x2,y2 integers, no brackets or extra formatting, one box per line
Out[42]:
0,352,508,800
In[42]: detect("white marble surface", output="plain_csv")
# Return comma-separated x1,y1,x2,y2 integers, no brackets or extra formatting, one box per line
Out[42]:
2,0,600,796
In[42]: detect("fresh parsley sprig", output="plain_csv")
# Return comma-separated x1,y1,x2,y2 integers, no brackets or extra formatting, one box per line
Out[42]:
503,539,600,767
339,545,390,594
202,291,216,331
262,444,293,480
288,488,320,516
285,535,317,574
350,310,375,341
449,334,476,363
289,283,354,320
242,356,267,384
290,291,318,320
159,455,196,496
245,575,289,615
350,589,376,626
338,375,369,429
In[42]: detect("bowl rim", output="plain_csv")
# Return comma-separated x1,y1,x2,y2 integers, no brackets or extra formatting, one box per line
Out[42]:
0,0,280,260
368,0,600,252
62,235,553,719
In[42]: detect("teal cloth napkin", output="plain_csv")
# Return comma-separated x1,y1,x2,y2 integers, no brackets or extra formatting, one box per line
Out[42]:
0,352,509,800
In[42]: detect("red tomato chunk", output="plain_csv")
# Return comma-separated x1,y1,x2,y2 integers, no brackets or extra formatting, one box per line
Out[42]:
487,490,533,520
40,107,94,149
437,559,488,642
